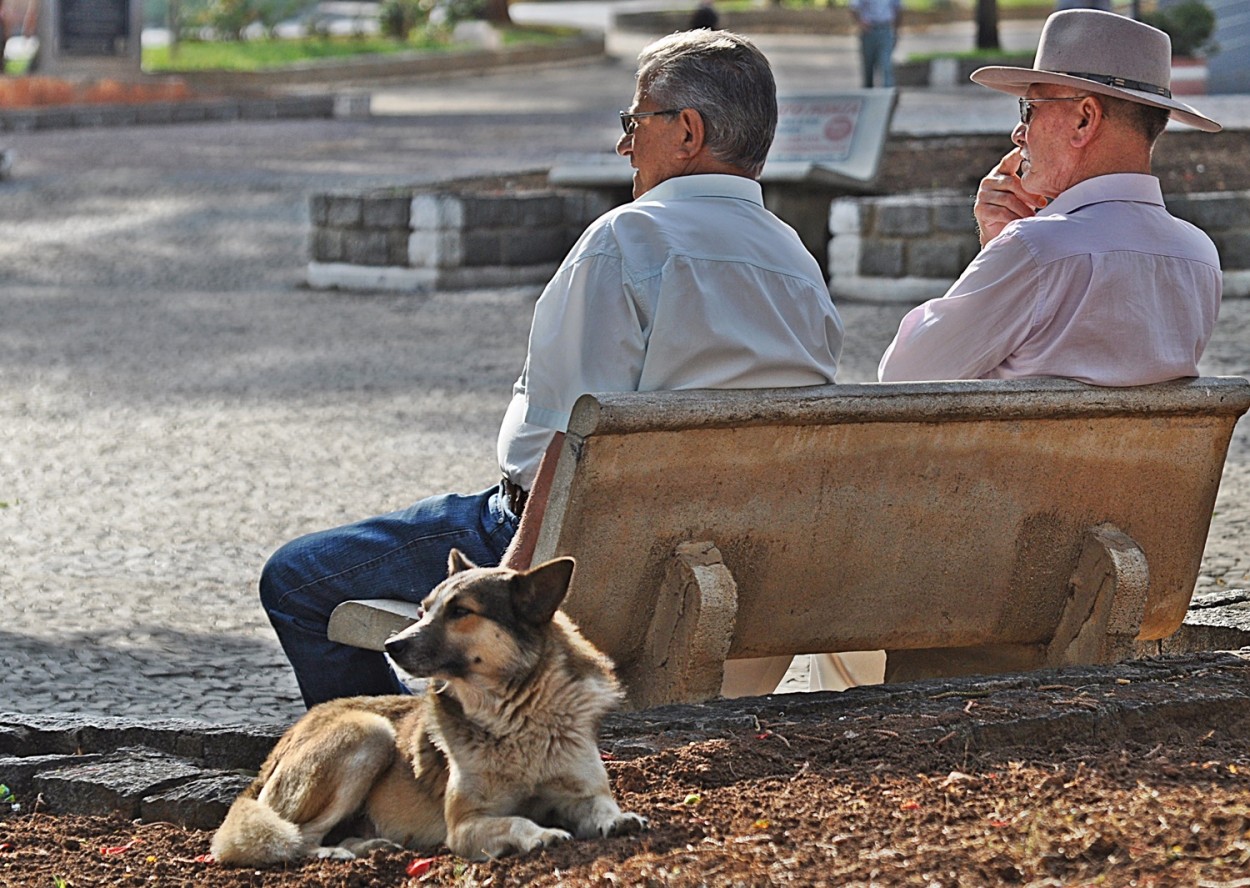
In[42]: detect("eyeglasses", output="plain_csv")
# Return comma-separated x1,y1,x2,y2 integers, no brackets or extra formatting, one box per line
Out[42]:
1018,95,1091,125
619,108,682,135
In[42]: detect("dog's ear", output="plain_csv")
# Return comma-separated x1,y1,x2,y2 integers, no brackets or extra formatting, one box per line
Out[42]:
512,556,575,625
447,548,478,576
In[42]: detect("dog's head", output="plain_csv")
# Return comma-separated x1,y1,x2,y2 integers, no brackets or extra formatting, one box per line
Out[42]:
384,550,575,687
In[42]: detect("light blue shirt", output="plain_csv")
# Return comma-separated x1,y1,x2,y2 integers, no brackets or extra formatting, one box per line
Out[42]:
879,174,1221,385
499,174,844,487
850,0,901,26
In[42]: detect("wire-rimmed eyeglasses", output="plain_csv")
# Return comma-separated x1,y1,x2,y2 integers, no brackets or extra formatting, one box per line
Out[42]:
619,108,682,135
1017,95,1090,125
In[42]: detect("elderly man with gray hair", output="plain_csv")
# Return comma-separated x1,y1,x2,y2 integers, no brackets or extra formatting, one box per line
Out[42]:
260,30,844,708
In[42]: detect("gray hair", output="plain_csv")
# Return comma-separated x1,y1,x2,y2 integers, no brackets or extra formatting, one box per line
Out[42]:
635,30,777,177
1098,94,1171,143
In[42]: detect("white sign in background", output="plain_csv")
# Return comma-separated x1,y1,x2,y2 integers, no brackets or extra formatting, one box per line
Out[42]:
770,97,866,164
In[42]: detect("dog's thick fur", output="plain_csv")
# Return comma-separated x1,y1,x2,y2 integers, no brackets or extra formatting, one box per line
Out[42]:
211,551,646,863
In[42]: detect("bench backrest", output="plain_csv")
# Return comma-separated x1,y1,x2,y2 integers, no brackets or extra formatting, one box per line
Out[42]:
533,378,1250,687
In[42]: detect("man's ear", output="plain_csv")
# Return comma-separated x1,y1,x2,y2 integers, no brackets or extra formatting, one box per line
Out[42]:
1071,95,1105,147
675,107,706,158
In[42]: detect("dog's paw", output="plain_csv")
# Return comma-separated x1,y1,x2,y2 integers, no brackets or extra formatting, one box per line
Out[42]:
599,812,648,837
455,818,571,860
526,826,573,852
496,825,571,858
313,846,357,861
339,837,405,856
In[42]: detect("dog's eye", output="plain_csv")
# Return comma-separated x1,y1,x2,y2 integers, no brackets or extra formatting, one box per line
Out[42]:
447,604,473,620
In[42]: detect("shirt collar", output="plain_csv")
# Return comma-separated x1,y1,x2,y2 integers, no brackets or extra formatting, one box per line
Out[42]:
636,174,764,206
1040,173,1165,217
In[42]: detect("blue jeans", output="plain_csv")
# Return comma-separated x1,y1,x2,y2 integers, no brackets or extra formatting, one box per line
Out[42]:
260,484,519,707
860,23,896,88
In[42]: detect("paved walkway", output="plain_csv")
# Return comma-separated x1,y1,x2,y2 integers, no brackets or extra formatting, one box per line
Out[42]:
1,17,1248,724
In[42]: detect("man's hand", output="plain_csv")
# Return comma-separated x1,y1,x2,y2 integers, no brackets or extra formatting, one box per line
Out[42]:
973,148,1046,248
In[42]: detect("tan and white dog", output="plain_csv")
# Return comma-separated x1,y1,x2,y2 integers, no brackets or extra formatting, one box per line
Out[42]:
211,551,646,864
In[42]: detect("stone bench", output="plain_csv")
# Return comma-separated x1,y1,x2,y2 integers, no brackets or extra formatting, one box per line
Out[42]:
328,376,1250,709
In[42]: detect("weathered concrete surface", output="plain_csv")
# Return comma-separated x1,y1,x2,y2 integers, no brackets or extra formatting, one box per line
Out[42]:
527,379,1250,707
3,651,1249,831
1161,589,1250,652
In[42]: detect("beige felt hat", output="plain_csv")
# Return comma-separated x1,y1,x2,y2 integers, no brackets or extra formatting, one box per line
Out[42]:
971,9,1221,132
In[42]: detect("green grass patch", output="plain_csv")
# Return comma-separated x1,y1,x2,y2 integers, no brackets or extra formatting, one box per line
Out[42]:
905,48,1034,63
144,34,445,72
142,25,577,73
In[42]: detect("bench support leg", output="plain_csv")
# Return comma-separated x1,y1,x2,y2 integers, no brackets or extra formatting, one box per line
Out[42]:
885,523,1150,682
625,541,739,710
1045,523,1150,667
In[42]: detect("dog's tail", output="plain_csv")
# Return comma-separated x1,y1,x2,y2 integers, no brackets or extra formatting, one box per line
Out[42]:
211,795,307,865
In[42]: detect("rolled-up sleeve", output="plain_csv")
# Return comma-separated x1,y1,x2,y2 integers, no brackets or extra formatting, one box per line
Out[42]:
878,231,1040,382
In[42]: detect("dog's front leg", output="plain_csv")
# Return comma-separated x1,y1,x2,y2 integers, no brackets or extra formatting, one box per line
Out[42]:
555,792,648,840
445,787,570,860
542,755,648,840
449,814,571,860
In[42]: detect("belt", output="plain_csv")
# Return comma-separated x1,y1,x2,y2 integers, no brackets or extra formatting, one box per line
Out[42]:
501,476,528,517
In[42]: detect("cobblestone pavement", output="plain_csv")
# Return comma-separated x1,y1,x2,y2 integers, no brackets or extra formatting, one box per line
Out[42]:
1,25,1248,724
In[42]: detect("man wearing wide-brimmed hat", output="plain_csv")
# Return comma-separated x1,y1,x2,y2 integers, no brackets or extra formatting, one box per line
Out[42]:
877,9,1222,386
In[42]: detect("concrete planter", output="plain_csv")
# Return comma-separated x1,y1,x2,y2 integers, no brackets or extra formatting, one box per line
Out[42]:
1171,57,1209,96
895,53,1034,88
307,173,616,293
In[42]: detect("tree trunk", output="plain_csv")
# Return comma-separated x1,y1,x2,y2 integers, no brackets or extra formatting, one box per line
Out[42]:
975,0,1000,51
168,0,181,58
484,0,512,25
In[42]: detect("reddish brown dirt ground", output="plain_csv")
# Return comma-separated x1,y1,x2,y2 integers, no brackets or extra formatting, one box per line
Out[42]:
3,724,1248,887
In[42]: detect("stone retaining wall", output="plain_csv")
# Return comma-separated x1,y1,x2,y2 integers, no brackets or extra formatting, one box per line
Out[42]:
307,175,617,292
830,190,1250,303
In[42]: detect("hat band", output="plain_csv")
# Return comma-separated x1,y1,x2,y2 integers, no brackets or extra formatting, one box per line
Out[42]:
1062,71,1172,99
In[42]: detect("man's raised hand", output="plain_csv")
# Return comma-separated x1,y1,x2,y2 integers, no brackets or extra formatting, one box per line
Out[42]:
973,148,1046,248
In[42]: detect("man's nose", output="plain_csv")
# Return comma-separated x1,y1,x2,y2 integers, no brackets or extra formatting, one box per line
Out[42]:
616,131,633,156
1011,121,1027,148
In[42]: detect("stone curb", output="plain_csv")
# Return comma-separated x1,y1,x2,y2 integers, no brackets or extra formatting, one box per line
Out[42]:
2,650,1248,832
0,92,354,133
0,32,604,133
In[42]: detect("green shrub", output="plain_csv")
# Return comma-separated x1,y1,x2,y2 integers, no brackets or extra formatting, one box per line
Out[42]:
197,0,260,39
380,0,425,39
1142,0,1217,58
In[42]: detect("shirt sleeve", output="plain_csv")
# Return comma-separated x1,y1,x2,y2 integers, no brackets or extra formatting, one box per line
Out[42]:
877,229,1041,382
519,249,648,433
